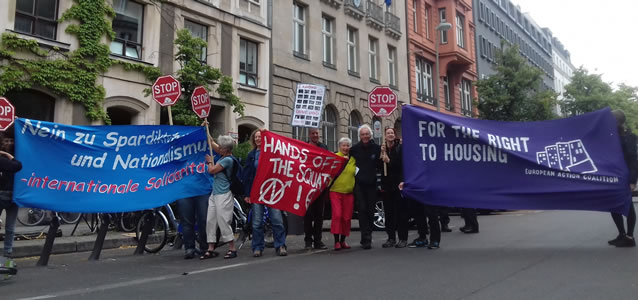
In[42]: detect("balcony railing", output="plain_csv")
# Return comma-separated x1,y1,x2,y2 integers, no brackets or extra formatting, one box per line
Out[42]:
384,11,401,39
344,0,365,20
365,0,384,30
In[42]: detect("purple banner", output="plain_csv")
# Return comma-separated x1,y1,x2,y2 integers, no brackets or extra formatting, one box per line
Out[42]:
401,106,631,215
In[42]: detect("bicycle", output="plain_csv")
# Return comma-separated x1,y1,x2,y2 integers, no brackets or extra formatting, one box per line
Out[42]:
17,208,81,226
135,203,179,253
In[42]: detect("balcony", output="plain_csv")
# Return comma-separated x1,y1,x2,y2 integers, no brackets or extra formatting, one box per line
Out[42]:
320,0,343,9
365,0,384,30
384,11,401,39
344,0,365,20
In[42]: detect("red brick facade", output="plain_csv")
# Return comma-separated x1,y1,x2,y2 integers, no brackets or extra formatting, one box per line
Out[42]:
407,0,478,117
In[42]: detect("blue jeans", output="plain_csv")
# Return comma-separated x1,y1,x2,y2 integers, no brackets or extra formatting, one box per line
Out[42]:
1,204,18,257
178,194,209,253
251,203,286,251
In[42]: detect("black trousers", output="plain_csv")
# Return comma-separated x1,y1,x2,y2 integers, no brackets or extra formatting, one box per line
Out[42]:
462,208,479,230
425,205,441,243
611,203,636,236
355,183,378,244
304,191,326,243
411,199,429,238
383,189,410,241
439,207,450,227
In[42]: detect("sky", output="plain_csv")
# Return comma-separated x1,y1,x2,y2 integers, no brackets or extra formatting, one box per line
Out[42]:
513,0,638,88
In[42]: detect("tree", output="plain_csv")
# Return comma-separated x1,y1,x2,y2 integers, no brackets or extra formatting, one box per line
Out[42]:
147,29,244,126
475,43,557,121
560,67,638,132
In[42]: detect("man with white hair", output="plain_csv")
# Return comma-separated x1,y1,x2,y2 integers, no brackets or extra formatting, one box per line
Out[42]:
349,124,382,249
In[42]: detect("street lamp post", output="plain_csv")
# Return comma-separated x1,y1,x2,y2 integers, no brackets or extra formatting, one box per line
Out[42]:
434,22,452,112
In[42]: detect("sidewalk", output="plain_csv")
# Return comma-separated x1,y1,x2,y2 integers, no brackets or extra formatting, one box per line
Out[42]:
1,222,141,258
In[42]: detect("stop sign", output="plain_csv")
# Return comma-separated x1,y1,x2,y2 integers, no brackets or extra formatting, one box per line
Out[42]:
368,86,398,117
152,75,181,106
191,86,210,119
0,97,15,131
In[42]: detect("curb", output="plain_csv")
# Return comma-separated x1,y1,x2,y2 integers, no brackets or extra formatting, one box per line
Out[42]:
10,235,139,259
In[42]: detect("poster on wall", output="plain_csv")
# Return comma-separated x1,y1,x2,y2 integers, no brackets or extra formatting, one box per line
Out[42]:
291,84,326,128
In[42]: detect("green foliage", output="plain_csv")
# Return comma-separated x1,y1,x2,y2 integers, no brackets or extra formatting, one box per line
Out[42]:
0,0,159,124
145,29,244,126
233,141,253,163
475,43,557,121
561,67,638,132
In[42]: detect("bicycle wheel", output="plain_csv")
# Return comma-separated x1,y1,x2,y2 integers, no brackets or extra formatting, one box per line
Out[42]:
119,212,139,232
58,212,81,224
136,211,169,253
17,208,46,226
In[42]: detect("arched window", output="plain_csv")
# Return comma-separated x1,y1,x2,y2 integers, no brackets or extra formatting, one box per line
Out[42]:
349,111,361,144
107,106,137,125
322,106,337,151
6,89,55,121
372,117,382,145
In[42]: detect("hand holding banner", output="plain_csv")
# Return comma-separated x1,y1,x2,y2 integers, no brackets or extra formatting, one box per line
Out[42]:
250,130,347,216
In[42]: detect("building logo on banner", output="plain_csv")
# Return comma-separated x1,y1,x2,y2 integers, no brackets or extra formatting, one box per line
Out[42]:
291,84,326,128
250,130,347,216
536,140,597,173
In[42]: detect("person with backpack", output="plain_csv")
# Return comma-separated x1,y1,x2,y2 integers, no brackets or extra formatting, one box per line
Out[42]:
242,129,287,257
201,135,238,259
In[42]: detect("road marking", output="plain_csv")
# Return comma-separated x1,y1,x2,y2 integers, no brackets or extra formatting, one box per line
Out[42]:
17,249,327,300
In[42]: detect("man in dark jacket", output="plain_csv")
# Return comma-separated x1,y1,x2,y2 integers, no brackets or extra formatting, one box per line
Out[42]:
609,110,637,247
350,125,381,249
0,133,22,258
304,128,329,250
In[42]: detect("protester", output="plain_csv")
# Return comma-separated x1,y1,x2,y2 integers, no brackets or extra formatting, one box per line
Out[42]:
242,130,288,257
201,135,237,259
304,128,328,250
608,110,637,247
380,128,409,248
439,208,452,232
330,137,357,250
0,132,22,258
397,183,441,249
350,125,381,249
460,208,479,234
178,193,209,259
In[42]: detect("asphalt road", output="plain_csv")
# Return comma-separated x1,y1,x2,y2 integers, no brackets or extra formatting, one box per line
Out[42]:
3,208,638,300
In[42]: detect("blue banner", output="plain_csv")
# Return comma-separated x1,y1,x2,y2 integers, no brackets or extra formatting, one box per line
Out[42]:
13,119,212,213
401,106,631,215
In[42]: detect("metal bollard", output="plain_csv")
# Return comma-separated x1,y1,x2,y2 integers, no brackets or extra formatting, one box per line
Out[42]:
133,212,155,255
88,214,110,261
36,215,60,266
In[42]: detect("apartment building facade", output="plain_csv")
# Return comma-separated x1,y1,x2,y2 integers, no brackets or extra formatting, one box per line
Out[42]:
550,35,575,115
1,0,270,142
472,0,554,90
270,0,409,150
407,0,478,117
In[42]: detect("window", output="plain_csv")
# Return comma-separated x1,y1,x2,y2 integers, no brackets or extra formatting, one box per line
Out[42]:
413,0,418,33
322,107,337,152
110,0,144,59
184,20,208,63
293,127,308,142
14,0,58,39
439,8,447,44
456,14,465,48
293,2,306,56
443,75,452,110
424,6,430,39
387,45,397,87
368,37,379,81
480,36,486,57
349,111,362,144
415,57,434,104
240,38,258,87
479,2,484,21
461,79,472,116
322,15,334,66
347,26,359,74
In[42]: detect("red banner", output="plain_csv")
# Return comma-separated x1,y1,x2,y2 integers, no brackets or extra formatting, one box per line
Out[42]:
250,130,347,216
